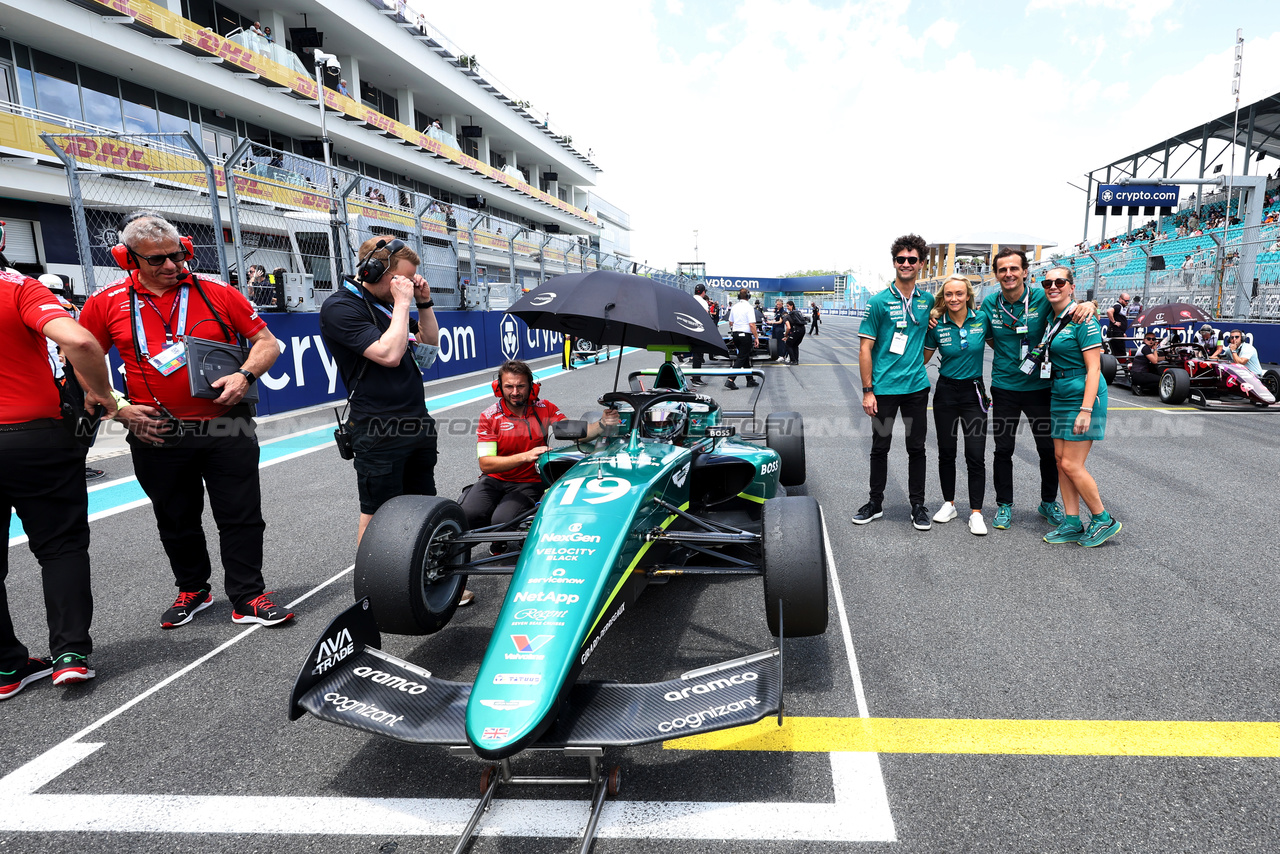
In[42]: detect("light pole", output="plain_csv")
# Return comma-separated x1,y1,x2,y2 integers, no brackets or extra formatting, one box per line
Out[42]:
693,229,699,263
312,50,341,172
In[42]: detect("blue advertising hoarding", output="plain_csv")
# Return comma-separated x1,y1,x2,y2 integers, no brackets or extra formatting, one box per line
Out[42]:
1096,184,1180,208
704,274,836,293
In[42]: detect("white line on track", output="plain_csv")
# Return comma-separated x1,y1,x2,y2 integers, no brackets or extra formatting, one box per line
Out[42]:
822,507,871,719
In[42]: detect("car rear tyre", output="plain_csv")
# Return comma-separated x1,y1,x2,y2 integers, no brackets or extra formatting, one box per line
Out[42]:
761,496,828,637
765,411,806,486
1100,353,1118,387
1159,367,1191,404
355,495,469,636
1262,369,1280,399
767,338,779,361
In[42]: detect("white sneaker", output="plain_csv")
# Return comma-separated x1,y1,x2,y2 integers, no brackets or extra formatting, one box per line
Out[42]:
968,513,988,536
932,502,957,523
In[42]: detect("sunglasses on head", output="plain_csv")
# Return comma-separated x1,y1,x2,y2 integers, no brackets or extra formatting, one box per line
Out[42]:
893,255,920,265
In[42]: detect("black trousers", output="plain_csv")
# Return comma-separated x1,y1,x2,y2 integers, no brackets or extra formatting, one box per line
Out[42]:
868,388,929,506
933,377,987,509
787,328,806,364
810,318,819,334
461,476,545,530
130,424,267,609
731,332,754,374
0,428,92,669
1108,337,1127,358
1131,370,1159,393
990,385,1057,507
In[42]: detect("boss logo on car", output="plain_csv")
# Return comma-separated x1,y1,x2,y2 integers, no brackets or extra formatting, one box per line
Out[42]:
663,671,759,702
760,460,780,475
311,628,355,676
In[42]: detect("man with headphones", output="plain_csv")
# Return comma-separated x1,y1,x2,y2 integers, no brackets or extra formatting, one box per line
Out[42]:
319,234,442,548
461,360,619,541
78,212,292,630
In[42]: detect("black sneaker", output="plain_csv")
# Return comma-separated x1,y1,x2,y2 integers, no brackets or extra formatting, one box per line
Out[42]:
851,502,883,525
691,378,707,386
232,592,295,626
724,380,737,390
745,380,759,387
51,652,94,685
0,657,53,700
911,504,932,531
161,588,213,629
85,467,105,481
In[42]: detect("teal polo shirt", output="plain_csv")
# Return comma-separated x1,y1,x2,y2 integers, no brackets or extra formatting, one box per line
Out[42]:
980,285,1052,391
925,308,987,380
858,284,932,395
1046,310,1104,372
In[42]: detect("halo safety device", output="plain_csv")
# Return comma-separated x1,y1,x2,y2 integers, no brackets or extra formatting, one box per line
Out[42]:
356,238,407,283
111,236,196,270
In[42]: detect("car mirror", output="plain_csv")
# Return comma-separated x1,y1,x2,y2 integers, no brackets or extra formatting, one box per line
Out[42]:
553,420,589,441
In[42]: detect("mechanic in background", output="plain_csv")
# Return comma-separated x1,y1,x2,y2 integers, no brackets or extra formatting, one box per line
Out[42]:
725,288,758,390
1196,324,1224,359
1,259,117,697
1223,330,1263,374
1129,331,1160,396
462,360,619,543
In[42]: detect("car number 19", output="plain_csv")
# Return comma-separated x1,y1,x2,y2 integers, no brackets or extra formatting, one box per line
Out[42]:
558,476,630,505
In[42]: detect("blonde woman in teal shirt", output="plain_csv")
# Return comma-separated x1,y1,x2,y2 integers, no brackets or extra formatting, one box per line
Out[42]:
924,275,990,536
1040,267,1120,548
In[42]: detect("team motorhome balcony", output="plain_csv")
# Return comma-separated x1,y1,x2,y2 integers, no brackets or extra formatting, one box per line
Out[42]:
919,233,1058,291
21,0,596,227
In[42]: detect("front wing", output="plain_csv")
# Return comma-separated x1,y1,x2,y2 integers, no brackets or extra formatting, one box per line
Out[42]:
291,599,782,749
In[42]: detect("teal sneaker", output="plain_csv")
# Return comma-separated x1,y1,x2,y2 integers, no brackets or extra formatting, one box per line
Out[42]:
1078,517,1122,548
1043,520,1086,544
992,503,1013,530
1037,501,1065,525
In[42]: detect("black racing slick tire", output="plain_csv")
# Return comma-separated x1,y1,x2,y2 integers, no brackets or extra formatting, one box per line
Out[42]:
1261,369,1280,400
761,496,828,637
354,495,469,636
767,338,780,361
765,411,806,487
1159,367,1191,405
1100,353,1118,387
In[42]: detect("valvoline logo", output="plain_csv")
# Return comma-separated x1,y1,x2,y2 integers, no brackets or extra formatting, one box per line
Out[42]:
511,634,553,653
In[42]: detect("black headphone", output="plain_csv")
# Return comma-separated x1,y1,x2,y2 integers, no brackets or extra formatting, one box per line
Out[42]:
357,238,407,283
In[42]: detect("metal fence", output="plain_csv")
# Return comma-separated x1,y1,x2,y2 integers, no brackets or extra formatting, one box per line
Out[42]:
40,131,680,311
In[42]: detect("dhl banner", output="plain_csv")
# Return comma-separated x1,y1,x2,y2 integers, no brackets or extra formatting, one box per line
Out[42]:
81,0,596,225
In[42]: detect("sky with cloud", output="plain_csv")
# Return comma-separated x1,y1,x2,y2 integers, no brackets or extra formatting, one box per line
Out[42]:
416,1,1280,285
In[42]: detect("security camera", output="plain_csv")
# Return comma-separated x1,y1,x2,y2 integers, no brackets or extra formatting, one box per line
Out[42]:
313,50,340,74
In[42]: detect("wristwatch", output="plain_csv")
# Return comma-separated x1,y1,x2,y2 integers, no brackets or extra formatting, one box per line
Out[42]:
862,386,874,394
238,369,257,385
416,298,435,309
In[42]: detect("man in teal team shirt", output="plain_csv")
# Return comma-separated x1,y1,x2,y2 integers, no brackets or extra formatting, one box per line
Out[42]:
854,234,936,531
981,248,1093,530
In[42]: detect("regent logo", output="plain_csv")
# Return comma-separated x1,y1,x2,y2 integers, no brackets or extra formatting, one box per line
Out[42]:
511,634,553,653
673,311,705,333
514,608,568,621
311,628,354,675
529,291,556,307
481,727,511,741
664,671,759,702
672,461,691,488
323,692,405,728
352,665,429,694
479,699,535,711
760,460,780,475
657,696,761,733
493,673,541,685
540,531,601,544
514,591,579,604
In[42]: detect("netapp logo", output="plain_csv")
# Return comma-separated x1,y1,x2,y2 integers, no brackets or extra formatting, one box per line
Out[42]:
352,665,429,694
514,591,579,604
312,628,354,675
663,671,758,702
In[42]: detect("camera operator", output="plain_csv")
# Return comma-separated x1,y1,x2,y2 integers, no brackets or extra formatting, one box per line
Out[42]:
319,236,441,546
78,213,292,630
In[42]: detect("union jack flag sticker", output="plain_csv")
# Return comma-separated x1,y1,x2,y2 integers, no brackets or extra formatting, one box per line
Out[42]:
481,727,510,740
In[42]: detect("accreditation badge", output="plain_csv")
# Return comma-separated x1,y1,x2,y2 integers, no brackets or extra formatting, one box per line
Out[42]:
148,340,188,376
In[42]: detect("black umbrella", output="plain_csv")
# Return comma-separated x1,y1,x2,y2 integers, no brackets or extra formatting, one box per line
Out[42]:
508,271,729,388
1134,302,1211,327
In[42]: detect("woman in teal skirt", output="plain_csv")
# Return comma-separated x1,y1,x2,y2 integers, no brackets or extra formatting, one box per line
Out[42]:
1039,267,1120,547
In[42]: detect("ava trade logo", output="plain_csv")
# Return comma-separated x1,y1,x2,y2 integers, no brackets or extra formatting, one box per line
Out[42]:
499,314,521,360
511,634,553,653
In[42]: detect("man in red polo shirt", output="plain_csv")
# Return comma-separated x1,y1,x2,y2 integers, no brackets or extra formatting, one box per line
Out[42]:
79,213,292,629
0,237,118,698
461,360,618,536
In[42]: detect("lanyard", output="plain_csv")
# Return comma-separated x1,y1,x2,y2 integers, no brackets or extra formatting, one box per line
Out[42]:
892,286,918,326
344,281,394,320
132,285,189,358
1037,301,1076,351
996,286,1030,329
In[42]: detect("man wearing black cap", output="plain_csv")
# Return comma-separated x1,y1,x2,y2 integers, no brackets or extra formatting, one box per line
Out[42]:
689,283,711,385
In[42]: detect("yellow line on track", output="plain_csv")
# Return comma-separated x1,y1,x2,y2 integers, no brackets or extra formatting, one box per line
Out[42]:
664,716,1280,757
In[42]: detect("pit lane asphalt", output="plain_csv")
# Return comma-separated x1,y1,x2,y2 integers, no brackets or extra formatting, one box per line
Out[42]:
3,316,1279,853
